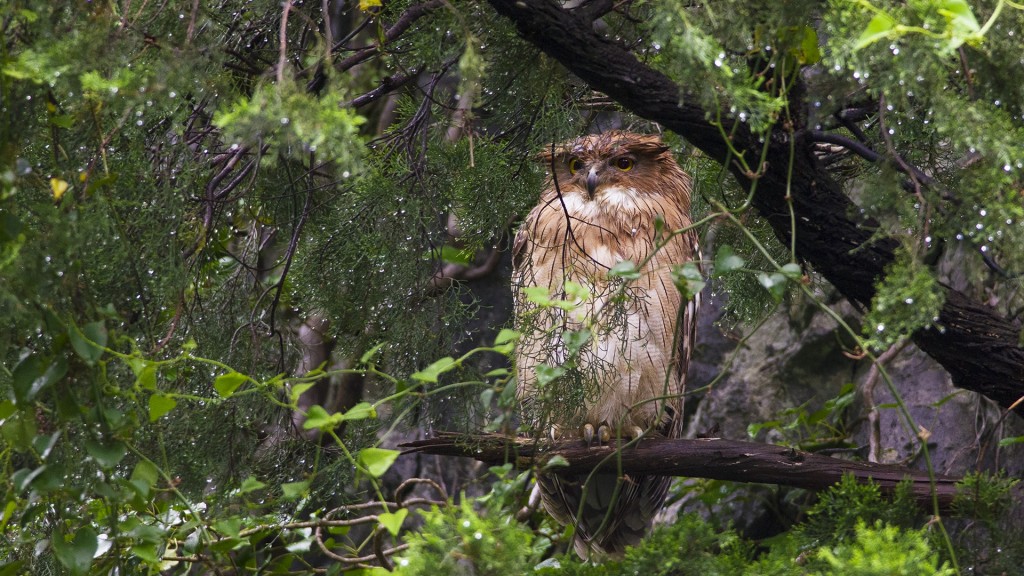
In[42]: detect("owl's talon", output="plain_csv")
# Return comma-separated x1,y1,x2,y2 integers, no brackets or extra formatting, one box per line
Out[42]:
597,424,611,445
582,423,595,446
549,424,560,442
630,426,645,441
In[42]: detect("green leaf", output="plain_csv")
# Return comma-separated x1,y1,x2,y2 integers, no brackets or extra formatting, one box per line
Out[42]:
543,455,570,470
12,466,46,492
1,412,37,451
360,342,386,364
672,262,706,300
69,321,108,365
535,364,565,387
281,480,310,500
998,435,1024,447
289,382,316,404
938,0,980,44
148,394,177,422
214,517,242,538
480,388,494,408
493,328,520,345
303,405,344,431
608,260,640,280
524,286,553,305
484,367,510,377
12,354,67,404
563,329,592,355
378,509,408,536
131,461,160,490
135,363,157,390
238,476,267,494
85,438,127,468
435,245,474,266
33,431,60,460
855,11,896,50
51,526,97,576
411,356,457,383
342,402,376,421
714,245,745,275
358,448,400,478
758,272,788,301
780,262,802,280
798,26,821,64
214,371,247,398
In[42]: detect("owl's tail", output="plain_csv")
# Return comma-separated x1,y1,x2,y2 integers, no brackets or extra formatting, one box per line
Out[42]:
537,470,671,559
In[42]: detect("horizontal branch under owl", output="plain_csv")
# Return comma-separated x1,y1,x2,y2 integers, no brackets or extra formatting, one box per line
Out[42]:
399,433,960,510
486,0,1024,416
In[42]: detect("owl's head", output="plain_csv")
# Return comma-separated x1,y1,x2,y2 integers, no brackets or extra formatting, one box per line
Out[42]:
537,131,690,205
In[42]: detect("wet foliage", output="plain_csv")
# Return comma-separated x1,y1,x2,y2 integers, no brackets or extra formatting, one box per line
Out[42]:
2,0,1024,573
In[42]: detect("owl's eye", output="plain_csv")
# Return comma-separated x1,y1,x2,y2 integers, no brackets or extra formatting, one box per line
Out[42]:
567,157,583,174
614,157,635,171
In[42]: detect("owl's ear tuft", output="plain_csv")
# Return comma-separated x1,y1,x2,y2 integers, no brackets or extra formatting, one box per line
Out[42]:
625,138,670,157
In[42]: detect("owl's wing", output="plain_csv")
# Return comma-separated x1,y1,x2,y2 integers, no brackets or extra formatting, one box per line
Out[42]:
511,226,527,272
669,230,702,439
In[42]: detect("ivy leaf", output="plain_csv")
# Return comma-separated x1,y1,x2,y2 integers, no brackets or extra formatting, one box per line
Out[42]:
51,526,97,576
758,272,788,301
714,245,745,275
12,354,66,404
50,177,69,200
608,260,640,280
523,286,553,306
303,405,343,431
493,328,520,346
214,371,247,398
85,438,127,468
855,11,896,50
148,394,177,422
360,342,385,364
671,263,706,300
135,363,157,390
410,356,457,383
937,0,980,49
69,321,107,365
434,245,474,266
535,364,565,387
358,448,400,478
281,480,310,500
342,402,376,421
998,435,1024,447
543,455,570,470
238,476,267,494
377,509,408,536
563,329,592,355
288,382,315,404
301,403,342,430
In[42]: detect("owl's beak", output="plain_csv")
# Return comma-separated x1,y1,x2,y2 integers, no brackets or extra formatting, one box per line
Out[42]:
586,168,599,197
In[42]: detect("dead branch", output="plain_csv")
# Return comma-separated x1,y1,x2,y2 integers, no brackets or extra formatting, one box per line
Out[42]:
399,433,961,510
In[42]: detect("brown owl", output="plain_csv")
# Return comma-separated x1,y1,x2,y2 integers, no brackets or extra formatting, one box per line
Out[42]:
512,131,700,557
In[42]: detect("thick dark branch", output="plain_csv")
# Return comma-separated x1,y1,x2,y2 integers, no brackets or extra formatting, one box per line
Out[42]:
400,433,960,510
487,0,1024,414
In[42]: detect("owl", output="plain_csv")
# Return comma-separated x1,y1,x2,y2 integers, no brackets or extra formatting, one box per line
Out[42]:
512,131,700,557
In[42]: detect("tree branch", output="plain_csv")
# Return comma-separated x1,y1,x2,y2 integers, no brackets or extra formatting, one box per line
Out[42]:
400,433,961,510
486,0,1024,415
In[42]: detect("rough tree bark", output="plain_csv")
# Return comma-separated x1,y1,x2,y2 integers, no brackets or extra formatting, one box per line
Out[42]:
400,433,960,510
486,0,1024,414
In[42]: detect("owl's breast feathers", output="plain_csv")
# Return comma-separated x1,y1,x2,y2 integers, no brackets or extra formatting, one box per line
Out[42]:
513,132,701,558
